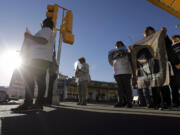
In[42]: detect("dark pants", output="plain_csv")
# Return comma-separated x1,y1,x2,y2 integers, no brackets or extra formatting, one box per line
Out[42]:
22,59,51,106
152,86,171,107
114,74,132,105
137,88,151,106
170,76,180,105
78,80,88,104
151,87,161,107
161,86,171,106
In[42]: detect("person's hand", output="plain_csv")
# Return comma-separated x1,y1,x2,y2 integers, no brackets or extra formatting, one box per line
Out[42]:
75,70,79,76
175,64,180,69
127,47,131,53
131,76,137,86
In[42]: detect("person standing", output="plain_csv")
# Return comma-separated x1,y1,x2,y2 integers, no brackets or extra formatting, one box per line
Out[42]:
75,57,91,105
170,35,180,107
134,27,157,108
143,26,178,109
12,18,55,112
109,41,132,108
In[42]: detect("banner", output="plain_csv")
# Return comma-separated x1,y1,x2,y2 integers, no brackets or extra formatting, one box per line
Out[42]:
129,29,170,89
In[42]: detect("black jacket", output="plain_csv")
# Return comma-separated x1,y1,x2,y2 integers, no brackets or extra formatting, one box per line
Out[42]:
165,36,180,65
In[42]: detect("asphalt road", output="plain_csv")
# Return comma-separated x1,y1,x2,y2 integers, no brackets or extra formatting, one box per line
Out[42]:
0,102,180,135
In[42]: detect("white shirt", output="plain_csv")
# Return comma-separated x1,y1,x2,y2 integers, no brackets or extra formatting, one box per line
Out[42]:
21,27,55,62
75,63,91,82
142,63,151,74
113,55,132,75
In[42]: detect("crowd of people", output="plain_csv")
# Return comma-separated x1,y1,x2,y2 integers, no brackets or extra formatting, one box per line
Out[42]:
109,26,180,110
10,16,179,113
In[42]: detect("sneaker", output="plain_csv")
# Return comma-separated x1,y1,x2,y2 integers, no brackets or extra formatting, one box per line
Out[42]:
11,104,33,113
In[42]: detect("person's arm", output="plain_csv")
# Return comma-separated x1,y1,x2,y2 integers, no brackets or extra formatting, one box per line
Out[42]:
25,32,48,45
108,50,114,66
75,70,79,77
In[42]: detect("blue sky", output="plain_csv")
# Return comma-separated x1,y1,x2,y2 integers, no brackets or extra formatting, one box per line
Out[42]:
0,0,179,86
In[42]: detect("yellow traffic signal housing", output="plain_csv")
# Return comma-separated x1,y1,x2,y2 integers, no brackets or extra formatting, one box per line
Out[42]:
46,4,59,35
64,11,73,32
147,0,180,19
60,10,74,45
63,31,74,45
60,11,73,33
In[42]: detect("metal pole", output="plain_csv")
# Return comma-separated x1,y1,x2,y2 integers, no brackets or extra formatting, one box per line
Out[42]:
52,8,65,105
57,9,65,70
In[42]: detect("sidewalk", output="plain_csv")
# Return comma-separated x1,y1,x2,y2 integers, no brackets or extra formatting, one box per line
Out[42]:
59,102,180,118
0,102,180,135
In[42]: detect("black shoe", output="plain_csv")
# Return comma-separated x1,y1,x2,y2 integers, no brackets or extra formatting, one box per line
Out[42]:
153,104,160,110
172,103,180,107
159,104,168,110
154,106,159,110
81,103,87,106
43,98,52,106
43,101,52,106
77,102,81,105
147,104,153,108
126,103,132,108
11,104,33,113
114,102,123,108
139,104,146,107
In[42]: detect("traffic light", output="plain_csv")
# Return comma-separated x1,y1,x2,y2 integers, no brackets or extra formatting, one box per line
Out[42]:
46,4,59,35
60,10,74,44
63,31,74,45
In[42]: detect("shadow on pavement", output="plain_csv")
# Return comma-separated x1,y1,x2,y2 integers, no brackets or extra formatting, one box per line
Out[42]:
1,107,180,135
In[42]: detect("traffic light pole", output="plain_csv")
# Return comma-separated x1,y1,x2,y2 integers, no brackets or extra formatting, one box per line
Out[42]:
56,5,68,69
52,6,67,105
57,9,65,68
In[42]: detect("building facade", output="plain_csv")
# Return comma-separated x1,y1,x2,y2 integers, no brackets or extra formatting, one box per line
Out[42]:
57,76,118,102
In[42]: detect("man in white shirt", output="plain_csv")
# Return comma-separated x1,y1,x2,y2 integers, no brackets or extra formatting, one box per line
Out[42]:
75,57,91,105
12,18,55,112
109,41,132,108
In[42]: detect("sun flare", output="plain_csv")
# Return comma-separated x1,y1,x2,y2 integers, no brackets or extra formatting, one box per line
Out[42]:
0,50,22,74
